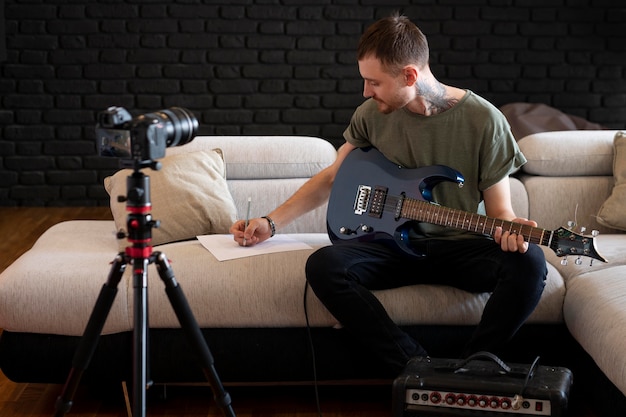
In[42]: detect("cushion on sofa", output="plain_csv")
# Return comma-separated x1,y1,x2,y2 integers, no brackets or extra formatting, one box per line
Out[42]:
104,148,238,247
518,130,617,176
597,131,626,231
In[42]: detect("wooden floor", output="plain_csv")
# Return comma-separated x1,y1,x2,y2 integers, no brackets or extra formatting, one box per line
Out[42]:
0,207,598,416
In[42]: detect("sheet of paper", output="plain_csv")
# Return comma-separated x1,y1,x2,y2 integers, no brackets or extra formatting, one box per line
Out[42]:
197,234,313,261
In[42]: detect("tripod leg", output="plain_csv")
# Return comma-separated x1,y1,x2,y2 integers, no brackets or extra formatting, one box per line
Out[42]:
54,253,127,417
132,256,151,417
154,252,236,417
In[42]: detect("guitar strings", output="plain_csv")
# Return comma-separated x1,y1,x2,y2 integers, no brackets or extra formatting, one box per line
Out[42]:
372,193,550,245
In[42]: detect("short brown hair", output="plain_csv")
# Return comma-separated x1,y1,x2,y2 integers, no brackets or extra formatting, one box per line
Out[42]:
357,13,429,75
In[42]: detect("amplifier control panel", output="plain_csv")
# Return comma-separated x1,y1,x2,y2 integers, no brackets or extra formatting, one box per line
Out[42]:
405,388,552,415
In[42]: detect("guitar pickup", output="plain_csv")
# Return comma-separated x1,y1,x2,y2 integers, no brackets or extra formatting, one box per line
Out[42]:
354,185,371,215
369,186,388,219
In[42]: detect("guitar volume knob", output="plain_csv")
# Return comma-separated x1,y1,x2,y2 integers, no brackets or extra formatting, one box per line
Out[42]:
360,224,373,233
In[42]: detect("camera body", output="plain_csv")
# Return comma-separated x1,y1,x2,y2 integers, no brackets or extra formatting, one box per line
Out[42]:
96,106,198,162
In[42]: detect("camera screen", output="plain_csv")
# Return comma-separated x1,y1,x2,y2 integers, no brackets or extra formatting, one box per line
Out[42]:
96,128,132,158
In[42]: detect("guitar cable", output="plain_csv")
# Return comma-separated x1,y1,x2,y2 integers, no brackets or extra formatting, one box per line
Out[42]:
303,280,324,417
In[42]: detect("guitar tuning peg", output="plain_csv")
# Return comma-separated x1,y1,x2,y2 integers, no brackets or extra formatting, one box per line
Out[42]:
561,257,568,266
592,230,599,237
575,256,583,266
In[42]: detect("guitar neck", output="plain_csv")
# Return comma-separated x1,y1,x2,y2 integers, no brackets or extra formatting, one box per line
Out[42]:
401,196,552,246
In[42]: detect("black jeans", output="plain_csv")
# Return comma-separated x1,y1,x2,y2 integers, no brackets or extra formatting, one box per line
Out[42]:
305,237,547,374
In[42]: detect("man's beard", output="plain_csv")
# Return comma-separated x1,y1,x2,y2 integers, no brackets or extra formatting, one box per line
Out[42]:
375,99,396,114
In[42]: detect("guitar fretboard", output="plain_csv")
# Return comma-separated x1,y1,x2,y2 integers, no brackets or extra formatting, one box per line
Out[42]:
398,196,553,246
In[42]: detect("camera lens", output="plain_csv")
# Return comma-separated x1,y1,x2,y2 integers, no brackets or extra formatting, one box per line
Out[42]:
155,107,199,148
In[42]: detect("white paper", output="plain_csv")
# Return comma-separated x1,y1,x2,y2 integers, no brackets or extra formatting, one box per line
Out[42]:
196,234,313,261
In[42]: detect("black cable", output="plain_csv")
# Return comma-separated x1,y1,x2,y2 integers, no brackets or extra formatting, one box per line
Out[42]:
521,355,540,395
303,280,323,417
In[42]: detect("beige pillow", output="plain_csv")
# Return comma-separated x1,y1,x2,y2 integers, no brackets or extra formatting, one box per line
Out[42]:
104,149,238,246
597,131,626,231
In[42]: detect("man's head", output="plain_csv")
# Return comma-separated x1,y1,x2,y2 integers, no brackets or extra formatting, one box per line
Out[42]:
357,13,431,114
357,12,429,76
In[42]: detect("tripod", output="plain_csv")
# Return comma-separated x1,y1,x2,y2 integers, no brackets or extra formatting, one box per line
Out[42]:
54,165,235,417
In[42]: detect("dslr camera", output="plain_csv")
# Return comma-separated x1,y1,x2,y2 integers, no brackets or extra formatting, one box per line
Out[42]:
96,106,198,163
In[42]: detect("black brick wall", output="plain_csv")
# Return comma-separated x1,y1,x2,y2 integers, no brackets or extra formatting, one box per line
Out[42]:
1,0,625,206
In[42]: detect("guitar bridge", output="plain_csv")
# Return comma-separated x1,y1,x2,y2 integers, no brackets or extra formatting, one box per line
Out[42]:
354,185,372,215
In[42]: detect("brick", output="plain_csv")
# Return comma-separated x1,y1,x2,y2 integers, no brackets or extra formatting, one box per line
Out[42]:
5,156,54,171
242,64,292,79
128,49,180,63
247,35,296,50
245,94,293,109
163,65,214,79
204,109,254,125
0,111,15,125
130,80,181,94
10,185,60,202
169,34,219,49
3,64,55,79
4,95,54,109
209,79,258,94
6,4,56,19
44,140,96,156
86,4,139,19
61,186,88,200
162,94,214,109
44,110,95,125
283,108,332,124
5,126,55,141
20,172,45,185
0,172,19,188
47,170,98,185
169,5,219,19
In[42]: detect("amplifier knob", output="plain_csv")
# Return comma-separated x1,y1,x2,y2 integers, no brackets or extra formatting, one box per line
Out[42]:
478,396,489,408
489,397,499,408
501,398,512,409
467,395,478,407
430,392,442,404
445,393,456,405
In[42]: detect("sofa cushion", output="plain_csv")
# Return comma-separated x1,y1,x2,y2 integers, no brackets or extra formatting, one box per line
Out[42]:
563,262,626,397
518,130,617,176
104,149,238,247
597,131,626,231
166,136,337,180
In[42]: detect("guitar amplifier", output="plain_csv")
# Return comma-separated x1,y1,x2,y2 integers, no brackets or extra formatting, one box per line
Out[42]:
392,353,573,417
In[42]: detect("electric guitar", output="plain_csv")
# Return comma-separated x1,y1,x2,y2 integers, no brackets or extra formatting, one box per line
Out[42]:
327,147,607,264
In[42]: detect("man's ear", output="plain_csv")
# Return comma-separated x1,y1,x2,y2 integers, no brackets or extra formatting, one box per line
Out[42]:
403,66,418,86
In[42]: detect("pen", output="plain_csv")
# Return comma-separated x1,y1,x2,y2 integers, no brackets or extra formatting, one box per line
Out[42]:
243,197,251,246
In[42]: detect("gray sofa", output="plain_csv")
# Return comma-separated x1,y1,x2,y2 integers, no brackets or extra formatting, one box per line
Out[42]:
0,132,625,413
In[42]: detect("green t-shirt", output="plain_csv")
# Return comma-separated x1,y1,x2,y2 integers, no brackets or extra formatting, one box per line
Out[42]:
343,90,526,239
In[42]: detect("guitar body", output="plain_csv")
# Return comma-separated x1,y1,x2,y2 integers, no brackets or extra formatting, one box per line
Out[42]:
327,147,465,256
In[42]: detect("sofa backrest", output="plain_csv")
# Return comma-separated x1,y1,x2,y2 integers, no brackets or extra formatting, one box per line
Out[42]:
167,136,337,234
516,130,619,235
166,131,621,237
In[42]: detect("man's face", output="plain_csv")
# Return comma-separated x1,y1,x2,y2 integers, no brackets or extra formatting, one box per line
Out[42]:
358,55,413,114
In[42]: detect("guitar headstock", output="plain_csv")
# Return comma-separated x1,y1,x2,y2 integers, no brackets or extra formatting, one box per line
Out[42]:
551,226,607,265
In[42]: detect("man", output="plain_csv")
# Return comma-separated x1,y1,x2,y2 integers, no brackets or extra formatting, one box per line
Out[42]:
230,13,547,375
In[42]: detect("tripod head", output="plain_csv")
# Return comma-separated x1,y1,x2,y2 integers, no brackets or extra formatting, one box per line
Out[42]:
117,165,161,259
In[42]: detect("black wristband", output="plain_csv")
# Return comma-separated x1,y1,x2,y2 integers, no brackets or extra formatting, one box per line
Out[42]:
262,216,276,237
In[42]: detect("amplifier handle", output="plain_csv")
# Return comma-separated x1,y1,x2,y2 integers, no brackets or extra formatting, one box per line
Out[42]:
455,351,512,374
